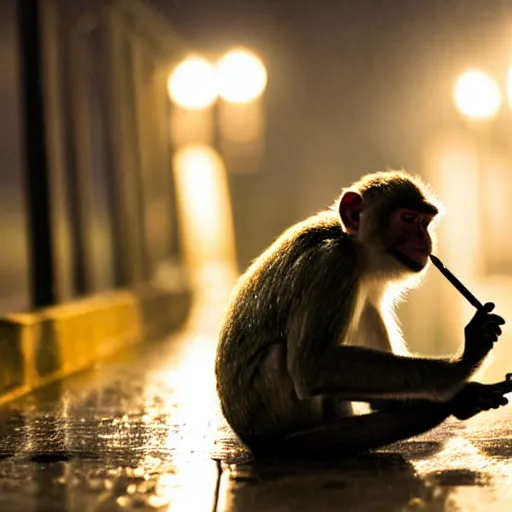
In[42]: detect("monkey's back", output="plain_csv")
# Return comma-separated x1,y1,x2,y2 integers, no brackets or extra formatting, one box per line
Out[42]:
215,209,357,440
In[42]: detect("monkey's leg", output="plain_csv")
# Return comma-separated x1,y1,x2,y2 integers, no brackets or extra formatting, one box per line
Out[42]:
263,402,450,459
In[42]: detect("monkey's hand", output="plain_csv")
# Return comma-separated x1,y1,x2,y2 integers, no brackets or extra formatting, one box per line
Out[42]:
449,381,512,421
462,303,505,367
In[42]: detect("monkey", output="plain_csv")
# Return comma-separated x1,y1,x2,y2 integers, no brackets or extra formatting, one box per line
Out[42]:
215,170,508,458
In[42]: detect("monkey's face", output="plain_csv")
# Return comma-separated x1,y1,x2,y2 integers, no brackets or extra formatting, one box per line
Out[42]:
384,208,434,272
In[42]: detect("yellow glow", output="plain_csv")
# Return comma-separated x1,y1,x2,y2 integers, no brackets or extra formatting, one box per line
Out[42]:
507,67,512,111
453,70,502,120
216,48,267,103
159,459,218,511
218,100,264,144
172,144,238,291
168,56,218,110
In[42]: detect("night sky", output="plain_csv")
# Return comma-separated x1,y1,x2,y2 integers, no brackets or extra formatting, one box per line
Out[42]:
152,0,512,267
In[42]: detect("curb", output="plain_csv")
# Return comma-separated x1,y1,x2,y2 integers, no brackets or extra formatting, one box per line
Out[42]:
0,287,191,406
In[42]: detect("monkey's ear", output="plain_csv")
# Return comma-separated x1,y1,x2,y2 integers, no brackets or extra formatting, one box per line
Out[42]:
339,191,364,235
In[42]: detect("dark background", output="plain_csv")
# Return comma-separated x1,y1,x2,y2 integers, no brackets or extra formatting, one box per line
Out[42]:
152,0,512,269
0,2,31,312
1,0,511,313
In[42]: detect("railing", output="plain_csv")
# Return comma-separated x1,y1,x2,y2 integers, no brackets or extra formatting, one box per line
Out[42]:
18,0,188,307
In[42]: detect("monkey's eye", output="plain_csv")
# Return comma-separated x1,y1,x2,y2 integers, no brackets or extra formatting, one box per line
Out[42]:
401,212,416,224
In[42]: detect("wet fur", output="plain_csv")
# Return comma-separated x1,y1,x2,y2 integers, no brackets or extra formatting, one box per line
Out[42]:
215,171,473,456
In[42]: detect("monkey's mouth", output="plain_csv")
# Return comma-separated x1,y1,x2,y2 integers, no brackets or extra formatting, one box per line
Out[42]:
389,247,429,272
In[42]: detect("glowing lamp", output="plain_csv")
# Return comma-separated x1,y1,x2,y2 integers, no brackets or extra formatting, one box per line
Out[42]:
216,49,267,104
168,56,218,110
453,70,502,121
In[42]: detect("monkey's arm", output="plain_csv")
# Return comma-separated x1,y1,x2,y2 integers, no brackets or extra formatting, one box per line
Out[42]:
285,242,480,403
290,343,473,403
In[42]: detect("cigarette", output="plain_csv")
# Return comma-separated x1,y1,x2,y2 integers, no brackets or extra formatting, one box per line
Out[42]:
429,255,485,311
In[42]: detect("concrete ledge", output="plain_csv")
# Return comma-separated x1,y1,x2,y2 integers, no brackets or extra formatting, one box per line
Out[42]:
0,287,191,406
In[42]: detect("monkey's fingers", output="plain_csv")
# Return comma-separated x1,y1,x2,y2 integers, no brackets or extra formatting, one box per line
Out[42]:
473,312,505,327
480,320,504,335
481,331,499,343
473,393,507,412
486,381,512,395
476,393,507,405
482,303,495,313
484,316,506,329
491,324,503,336
469,304,493,323
487,396,508,409
482,319,503,332
493,315,505,325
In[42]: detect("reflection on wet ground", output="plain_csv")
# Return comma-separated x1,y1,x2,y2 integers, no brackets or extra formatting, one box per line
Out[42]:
0,300,511,511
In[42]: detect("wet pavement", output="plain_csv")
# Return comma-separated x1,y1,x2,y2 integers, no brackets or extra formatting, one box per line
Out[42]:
0,300,512,511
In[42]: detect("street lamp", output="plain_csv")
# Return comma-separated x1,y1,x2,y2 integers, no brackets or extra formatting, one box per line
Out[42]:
453,70,502,121
213,48,268,171
167,56,218,147
215,48,268,104
452,68,509,284
167,56,218,111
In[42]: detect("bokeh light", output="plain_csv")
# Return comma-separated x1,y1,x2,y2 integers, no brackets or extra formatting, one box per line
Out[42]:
507,67,512,111
168,56,218,110
453,70,502,120
172,144,238,290
216,48,268,103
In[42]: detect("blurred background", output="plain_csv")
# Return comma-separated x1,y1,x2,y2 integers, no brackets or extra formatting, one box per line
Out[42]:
2,0,512,381
143,0,512,383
